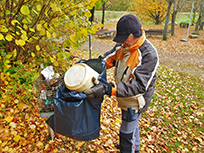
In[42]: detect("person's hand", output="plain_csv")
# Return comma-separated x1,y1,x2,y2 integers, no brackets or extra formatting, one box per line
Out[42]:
83,78,114,99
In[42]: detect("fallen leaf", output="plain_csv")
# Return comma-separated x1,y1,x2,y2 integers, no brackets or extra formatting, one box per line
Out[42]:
13,135,21,142
5,116,13,123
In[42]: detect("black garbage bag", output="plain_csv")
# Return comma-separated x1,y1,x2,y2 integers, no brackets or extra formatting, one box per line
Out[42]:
47,59,107,141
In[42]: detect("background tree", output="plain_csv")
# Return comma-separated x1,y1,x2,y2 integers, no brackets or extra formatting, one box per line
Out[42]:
131,0,168,25
101,0,107,29
195,0,204,32
163,0,175,40
171,0,190,36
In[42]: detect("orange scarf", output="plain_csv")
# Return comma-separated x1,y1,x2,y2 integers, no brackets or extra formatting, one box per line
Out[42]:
117,30,146,70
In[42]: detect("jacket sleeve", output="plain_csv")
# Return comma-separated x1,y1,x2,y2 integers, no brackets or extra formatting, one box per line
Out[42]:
103,43,121,69
117,40,159,97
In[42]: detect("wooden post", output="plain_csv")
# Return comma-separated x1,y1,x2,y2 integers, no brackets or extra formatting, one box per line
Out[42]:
89,34,92,59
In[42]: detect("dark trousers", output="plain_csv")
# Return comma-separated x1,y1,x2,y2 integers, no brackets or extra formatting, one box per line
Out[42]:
119,110,142,153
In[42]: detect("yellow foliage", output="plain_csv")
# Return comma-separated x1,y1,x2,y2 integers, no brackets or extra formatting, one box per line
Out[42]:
5,33,13,41
0,0,99,96
85,11,92,18
11,20,20,25
50,3,59,12
23,24,28,29
29,28,35,33
20,5,30,15
5,54,12,59
69,21,75,29
36,45,40,51
40,29,46,35
80,28,88,36
70,34,76,42
0,33,4,40
15,39,26,46
22,19,28,24
52,32,56,38
21,33,28,41
31,52,35,57
37,24,42,31
49,56,55,63
36,4,42,11
99,23,103,28
132,0,168,24
0,25,8,32
46,31,51,38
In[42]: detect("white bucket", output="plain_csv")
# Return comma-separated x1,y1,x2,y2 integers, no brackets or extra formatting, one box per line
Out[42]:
64,63,99,92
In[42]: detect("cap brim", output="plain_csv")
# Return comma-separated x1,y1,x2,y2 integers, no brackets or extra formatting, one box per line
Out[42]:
113,34,129,43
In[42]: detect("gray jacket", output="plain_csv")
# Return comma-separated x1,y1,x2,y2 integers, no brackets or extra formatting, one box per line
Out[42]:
103,39,159,113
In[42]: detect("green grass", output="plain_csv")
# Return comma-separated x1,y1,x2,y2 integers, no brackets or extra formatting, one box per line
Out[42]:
176,13,199,24
142,66,204,152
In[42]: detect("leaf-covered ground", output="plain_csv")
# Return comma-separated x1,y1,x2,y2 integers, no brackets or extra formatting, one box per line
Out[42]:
0,25,204,152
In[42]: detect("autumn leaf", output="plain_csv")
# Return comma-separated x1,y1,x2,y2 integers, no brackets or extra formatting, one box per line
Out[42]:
52,32,56,38
5,116,13,123
13,135,21,142
20,5,30,15
31,52,35,57
70,34,76,42
76,141,85,150
36,45,40,51
46,31,51,38
10,51,16,60
36,4,42,11
84,11,92,18
5,33,13,41
15,39,26,46
29,28,35,32
11,20,20,25
0,33,4,40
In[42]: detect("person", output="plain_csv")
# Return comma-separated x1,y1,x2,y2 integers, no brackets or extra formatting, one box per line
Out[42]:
83,14,159,153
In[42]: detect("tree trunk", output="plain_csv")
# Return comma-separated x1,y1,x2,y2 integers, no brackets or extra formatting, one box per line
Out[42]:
171,11,177,36
155,15,160,25
199,3,203,30
195,4,202,31
163,1,173,40
192,8,197,25
89,7,95,23
101,2,106,29
199,22,203,30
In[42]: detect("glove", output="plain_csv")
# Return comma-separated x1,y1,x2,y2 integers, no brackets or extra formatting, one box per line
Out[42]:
83,81,115,100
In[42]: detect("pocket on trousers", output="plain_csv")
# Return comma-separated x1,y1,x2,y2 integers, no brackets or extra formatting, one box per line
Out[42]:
120,119,136,134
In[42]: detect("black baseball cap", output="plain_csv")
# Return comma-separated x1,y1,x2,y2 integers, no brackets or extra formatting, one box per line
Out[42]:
113,14,142,43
